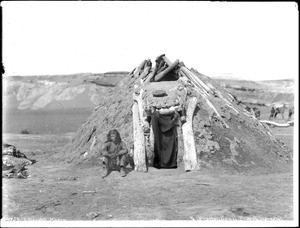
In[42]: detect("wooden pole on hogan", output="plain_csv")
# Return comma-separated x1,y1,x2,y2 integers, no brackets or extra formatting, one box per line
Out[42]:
132,92,147,172
182,96,199,171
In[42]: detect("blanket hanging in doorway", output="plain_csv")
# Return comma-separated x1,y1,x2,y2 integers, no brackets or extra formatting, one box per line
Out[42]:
151,111,179,168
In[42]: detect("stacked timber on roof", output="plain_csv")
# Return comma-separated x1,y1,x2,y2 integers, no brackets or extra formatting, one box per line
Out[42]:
129,54,242,172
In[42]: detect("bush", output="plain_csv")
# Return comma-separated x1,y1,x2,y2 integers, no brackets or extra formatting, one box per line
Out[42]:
20,129,30,134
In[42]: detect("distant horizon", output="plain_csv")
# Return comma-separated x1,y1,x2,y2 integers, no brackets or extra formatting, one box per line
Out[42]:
3,71,295,82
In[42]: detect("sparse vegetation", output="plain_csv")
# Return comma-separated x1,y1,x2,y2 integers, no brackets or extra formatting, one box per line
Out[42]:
2,70,294,221
2,126,294,220
2,60,294,221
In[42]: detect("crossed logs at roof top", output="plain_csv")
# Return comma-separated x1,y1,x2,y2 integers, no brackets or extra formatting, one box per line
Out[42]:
129,54,182,83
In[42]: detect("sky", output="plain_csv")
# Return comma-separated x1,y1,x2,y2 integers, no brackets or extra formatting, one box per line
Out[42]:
2,1,299,80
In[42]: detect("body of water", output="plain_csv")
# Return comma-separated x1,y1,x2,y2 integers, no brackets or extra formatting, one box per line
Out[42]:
3,109,93,134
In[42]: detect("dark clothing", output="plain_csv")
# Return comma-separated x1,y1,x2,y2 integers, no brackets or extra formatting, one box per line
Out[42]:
102,154,131,170
269,107,276,119
288,107,294,121
288,108,294,117
151,111,178,169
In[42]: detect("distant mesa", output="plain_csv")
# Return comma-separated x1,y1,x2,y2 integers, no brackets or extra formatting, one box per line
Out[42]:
3,71,128,111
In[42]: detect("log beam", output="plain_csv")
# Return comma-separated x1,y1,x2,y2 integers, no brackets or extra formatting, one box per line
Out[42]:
162,55,172,66
147,123,155,166
135,89,150,133
137,59,147,72
182,97,199,171
260,120,292,127
177,125,184,165
143,68,156,84
132,100,147,172
154,59,180,82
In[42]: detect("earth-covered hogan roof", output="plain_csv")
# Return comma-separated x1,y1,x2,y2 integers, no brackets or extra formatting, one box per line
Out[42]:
64,54,292,173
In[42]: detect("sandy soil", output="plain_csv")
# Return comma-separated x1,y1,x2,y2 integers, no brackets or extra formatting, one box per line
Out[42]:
2,125,294,221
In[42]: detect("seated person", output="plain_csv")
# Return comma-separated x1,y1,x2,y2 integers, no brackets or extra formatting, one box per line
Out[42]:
101,129,133,178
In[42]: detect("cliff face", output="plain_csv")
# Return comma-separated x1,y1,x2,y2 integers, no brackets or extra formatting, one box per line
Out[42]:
2,72,128,111
3,72,294,111
215,78,295,106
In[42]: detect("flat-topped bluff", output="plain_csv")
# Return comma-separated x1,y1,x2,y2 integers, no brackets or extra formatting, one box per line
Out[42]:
3,72,129,110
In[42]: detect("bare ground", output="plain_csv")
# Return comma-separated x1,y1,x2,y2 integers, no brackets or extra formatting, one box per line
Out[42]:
2,125,294,221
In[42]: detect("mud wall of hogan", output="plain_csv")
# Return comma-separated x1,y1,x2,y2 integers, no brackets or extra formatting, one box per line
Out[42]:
65,75,136,165
193,107,292,173
189,73,292,172
64,66,292,172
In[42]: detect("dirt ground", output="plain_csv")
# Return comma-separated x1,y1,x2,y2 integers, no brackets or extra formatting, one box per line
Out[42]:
2,123,295,222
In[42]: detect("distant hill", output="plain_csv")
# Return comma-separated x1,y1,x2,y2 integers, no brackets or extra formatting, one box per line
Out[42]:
2,72,294,111
2,72,128,111
214,78,294,106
